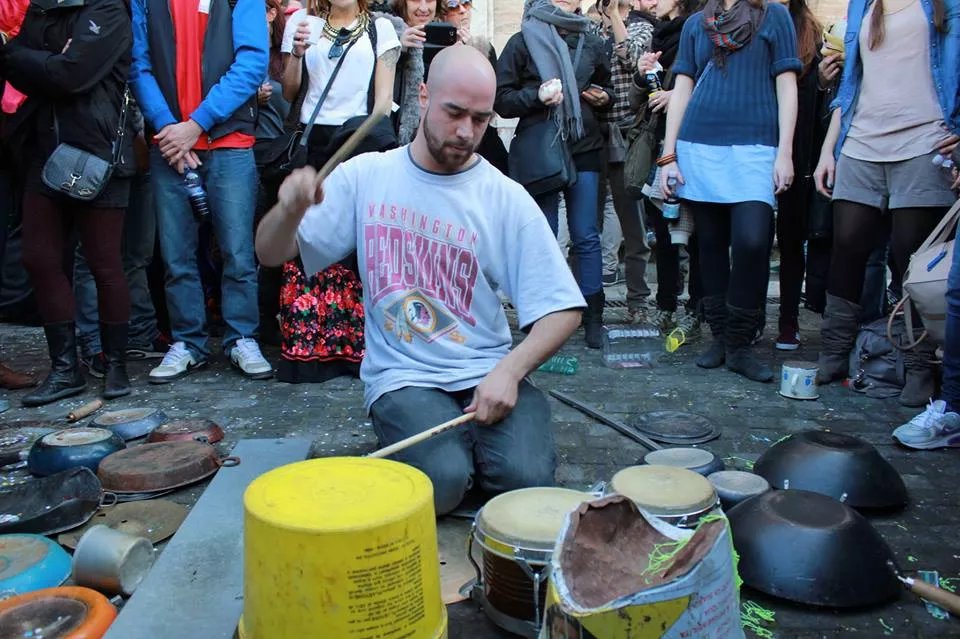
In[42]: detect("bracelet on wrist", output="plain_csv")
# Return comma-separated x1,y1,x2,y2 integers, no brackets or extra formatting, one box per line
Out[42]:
656,153,677,167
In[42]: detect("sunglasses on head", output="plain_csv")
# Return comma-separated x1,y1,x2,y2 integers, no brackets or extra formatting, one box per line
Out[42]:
446,0,472,8
328,28,352,59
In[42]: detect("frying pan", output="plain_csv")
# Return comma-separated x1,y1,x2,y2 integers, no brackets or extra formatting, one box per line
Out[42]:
727,489,901,607
547,391,724,476
27,427,126,477
0,467,115,536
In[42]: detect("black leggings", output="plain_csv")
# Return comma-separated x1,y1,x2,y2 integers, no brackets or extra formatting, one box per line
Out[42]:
690,201,774,310
776,180,811,321
828,200,945,303
21,192,129,325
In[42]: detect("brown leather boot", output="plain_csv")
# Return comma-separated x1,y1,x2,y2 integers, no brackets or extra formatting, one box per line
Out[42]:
0,362,37,390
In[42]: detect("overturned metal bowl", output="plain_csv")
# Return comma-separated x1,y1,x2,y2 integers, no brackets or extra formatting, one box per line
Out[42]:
754,430,907,510
728,489,900,607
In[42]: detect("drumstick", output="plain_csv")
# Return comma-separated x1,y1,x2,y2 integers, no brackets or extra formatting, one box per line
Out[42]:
367,413,476,459
67,398,104,423
316,111,384,183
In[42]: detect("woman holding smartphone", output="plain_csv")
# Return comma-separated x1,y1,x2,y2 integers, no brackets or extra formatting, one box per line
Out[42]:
813,0,960,407
496,0,613,349
392,0,445,144
659,0,800,382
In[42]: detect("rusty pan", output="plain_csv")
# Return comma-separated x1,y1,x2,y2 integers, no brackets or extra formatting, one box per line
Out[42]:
97,441,240,495
147,419,224,445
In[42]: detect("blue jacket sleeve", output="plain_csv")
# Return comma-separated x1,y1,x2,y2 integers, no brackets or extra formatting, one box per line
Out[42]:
129,0,177,132
190,0,268,132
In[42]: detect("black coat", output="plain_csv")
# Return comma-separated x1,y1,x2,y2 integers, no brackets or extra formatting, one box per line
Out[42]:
495,28,613,171
1,0,133,170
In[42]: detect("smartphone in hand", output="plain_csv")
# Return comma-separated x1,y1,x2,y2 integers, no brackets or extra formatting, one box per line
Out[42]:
425,22,458,47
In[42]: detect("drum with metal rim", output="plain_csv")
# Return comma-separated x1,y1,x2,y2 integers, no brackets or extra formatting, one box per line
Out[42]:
609,465,720,528
468,487,590,638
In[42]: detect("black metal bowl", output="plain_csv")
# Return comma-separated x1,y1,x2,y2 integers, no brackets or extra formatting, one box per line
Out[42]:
754,430,907,510
728,489,901,608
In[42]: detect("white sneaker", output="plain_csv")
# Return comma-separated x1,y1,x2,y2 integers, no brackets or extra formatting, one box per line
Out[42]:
892,400,960,450
229,338,273,380
149,342,204,384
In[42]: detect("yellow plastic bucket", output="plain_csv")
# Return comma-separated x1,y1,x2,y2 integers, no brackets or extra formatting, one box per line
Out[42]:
240,457,446,639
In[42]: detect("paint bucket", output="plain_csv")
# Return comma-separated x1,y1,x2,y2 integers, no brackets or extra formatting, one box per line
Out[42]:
240,457,446,639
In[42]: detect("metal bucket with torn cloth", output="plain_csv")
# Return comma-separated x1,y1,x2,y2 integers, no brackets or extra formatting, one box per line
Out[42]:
240,457,446,639
539,495,743,639
467,487,592,638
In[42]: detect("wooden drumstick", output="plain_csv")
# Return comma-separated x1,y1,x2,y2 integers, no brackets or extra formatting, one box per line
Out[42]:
888,562,960,616
67,398,104,423
367,413,476,459
316,111,384,183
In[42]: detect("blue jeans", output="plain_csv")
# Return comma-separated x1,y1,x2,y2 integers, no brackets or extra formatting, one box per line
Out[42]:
944,237,960,411
75,173,159,357
536,171,602,297
370,381,557,516
151,148,259,359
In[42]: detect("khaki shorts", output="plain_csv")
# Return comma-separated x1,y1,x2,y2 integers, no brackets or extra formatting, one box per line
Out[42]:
833,151,956,210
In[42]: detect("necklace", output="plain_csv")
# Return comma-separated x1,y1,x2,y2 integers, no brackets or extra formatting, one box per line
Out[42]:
322,11,369,42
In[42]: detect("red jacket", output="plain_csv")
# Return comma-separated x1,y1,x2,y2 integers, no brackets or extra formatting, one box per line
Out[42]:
1,0,29,114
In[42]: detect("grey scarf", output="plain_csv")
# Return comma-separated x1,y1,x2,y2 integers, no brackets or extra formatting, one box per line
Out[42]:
521,0,591,141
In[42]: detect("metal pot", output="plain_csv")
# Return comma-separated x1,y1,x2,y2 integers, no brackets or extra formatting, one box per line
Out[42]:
72,524,155,596
147,418,224,444
27,428,126,477
754,430,907,510
727,489,901,607
91,408,168,441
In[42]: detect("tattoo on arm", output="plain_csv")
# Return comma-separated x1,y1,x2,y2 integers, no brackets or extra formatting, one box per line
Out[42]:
379,47,401,71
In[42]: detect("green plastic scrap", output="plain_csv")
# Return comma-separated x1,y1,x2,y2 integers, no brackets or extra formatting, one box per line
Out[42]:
741,600,776,638
907,555,918,563
940,578,960,593
878,618,894,634
723,456,756,470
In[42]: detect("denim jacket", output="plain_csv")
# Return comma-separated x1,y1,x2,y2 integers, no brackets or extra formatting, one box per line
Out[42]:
830,0,960,158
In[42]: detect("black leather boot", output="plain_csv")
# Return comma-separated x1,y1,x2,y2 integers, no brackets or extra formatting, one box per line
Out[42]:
101,322,131,399
583,291,605,349
696,295,726,368
725,305,774,383
22,322,86,407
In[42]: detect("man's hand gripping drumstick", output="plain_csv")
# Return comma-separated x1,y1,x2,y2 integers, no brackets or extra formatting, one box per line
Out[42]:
256,112,382,266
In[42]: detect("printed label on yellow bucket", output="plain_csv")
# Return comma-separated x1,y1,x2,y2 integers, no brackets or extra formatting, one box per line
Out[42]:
242,458,446,639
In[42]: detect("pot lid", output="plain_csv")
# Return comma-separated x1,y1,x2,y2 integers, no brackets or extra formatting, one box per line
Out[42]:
92,408,168,441
643,447,717,469
58,499,188,549
628,411,720,445
40,428,115,448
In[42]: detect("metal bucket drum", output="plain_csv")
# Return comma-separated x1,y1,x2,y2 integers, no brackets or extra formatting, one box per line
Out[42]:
469,487,590,638
609,465,720,528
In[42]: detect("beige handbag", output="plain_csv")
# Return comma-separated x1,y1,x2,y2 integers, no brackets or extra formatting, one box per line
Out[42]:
888,199,959,349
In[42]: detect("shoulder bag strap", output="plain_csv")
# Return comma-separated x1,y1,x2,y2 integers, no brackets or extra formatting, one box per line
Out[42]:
366,16,378,115
298,33,363,148
111,87,131,166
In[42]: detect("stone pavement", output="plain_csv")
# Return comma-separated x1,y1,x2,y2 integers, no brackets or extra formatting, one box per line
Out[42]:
2,288,959,638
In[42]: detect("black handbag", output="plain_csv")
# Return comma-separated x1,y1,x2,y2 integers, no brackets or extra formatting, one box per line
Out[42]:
508,115,578,197
41,90,130,202
258,34,362,183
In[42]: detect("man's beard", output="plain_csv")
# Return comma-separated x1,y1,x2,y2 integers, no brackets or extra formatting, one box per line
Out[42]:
423,109,480,170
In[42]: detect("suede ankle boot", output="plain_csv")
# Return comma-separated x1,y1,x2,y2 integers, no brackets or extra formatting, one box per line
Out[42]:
696,295,726,369
725,305,773,383
816,293,862,384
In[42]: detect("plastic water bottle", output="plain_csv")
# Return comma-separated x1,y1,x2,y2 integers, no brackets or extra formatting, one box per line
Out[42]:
602,327,662,369
184,170,211,222
538,354,579,375
933,154,955,170
663,175,681,220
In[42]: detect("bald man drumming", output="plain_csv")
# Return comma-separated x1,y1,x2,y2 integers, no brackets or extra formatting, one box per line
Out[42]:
256,45,585,515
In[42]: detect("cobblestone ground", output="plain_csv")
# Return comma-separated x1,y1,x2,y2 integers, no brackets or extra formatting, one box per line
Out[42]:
1,276,958,638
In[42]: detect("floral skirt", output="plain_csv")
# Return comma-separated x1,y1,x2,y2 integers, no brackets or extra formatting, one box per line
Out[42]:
277,259,364,383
